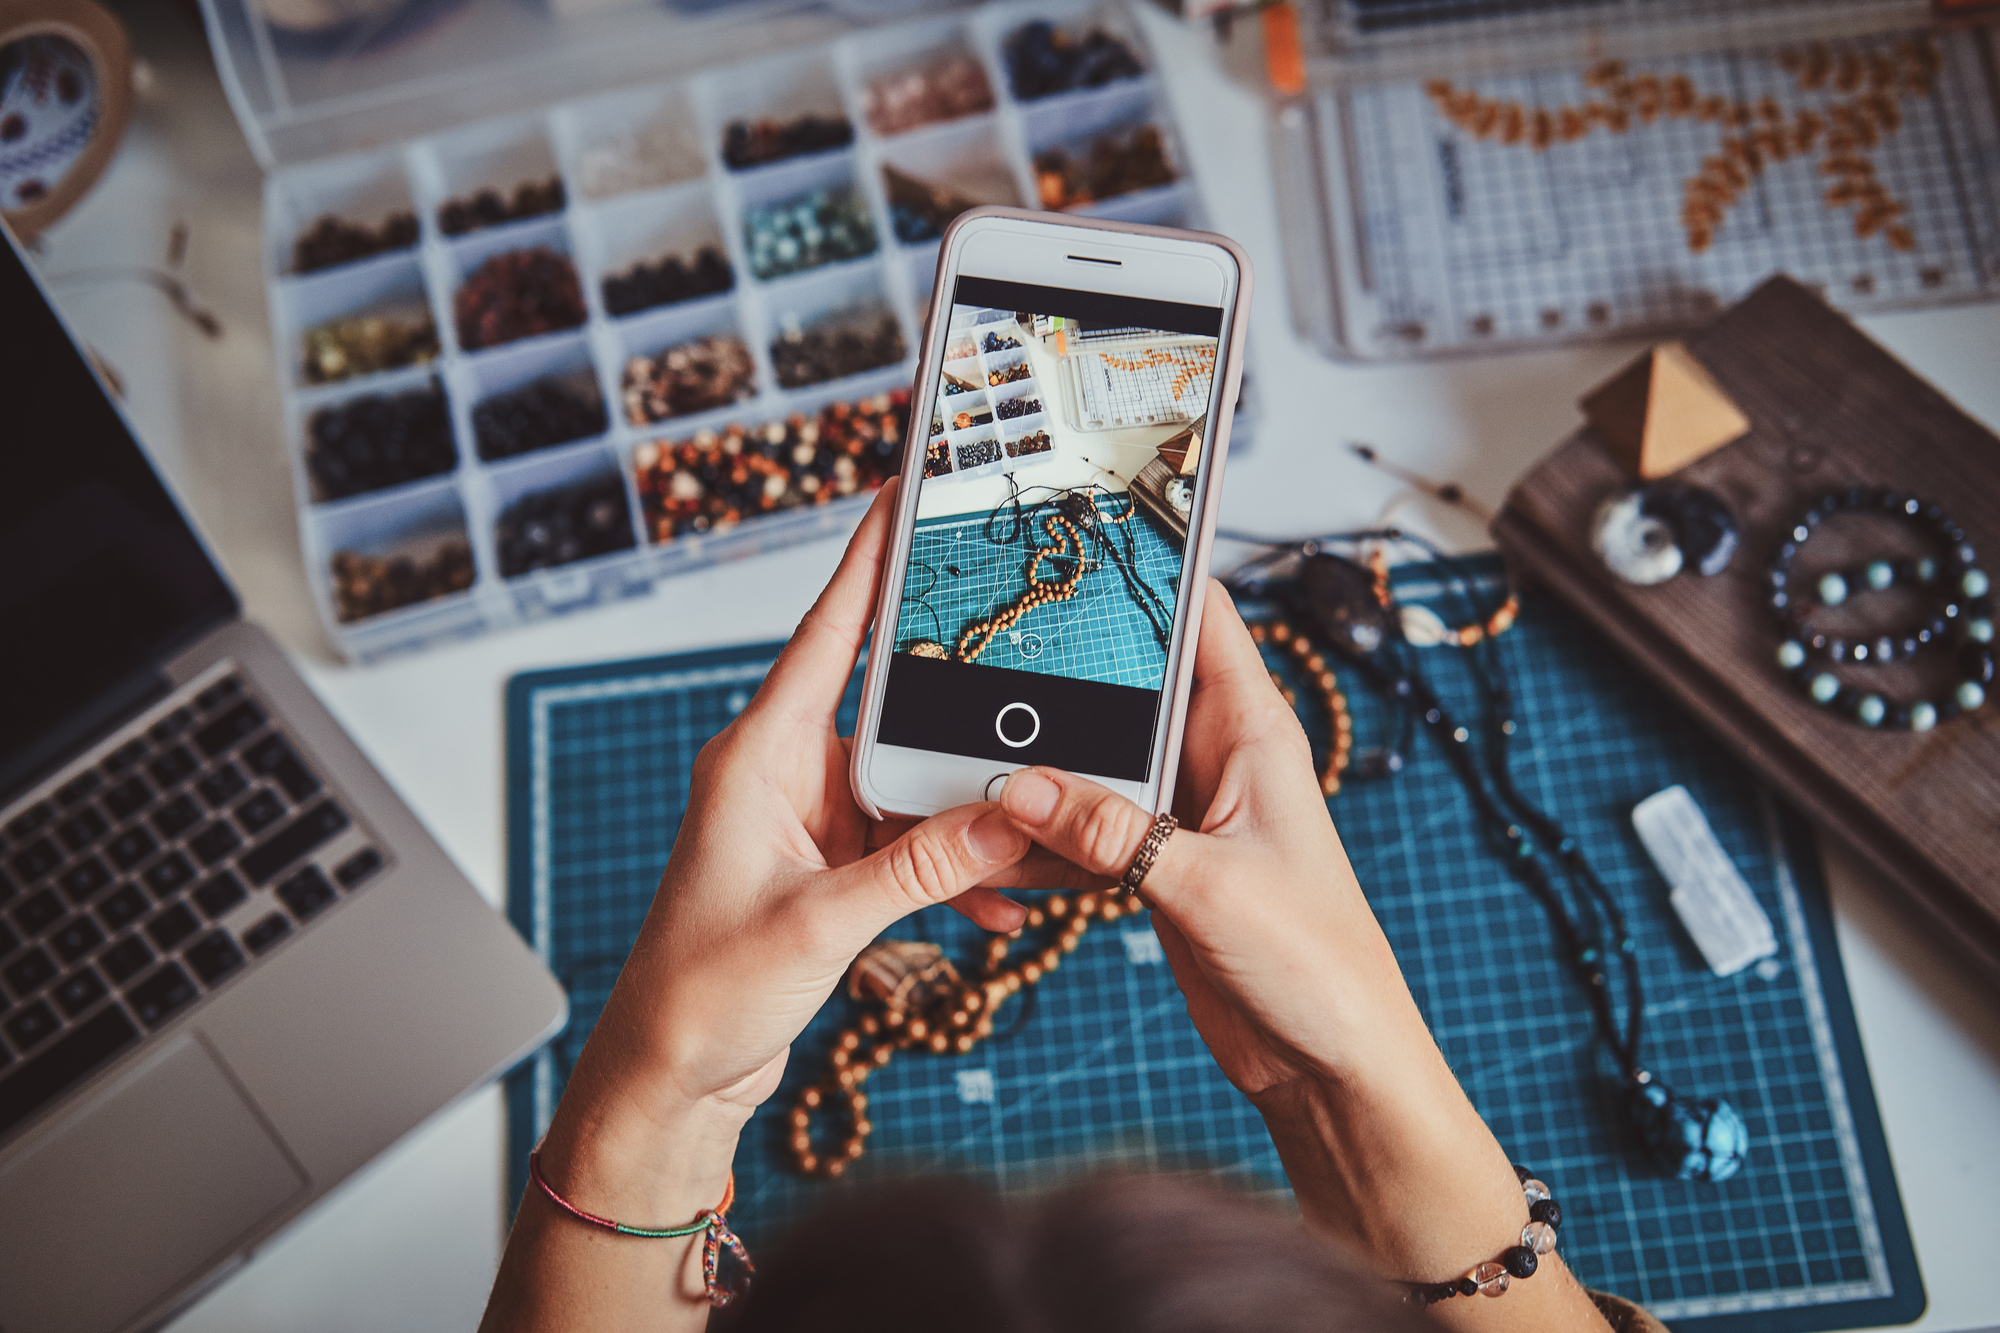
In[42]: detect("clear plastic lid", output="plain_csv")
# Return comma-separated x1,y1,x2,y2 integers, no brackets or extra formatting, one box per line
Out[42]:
198,0,946,167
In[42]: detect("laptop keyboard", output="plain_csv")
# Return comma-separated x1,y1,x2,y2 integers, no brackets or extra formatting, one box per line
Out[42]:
0,671,386,1140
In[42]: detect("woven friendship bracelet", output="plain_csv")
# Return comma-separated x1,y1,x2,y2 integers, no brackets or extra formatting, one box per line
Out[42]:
1403,1166,1562,1309
528,1149,754,1307
1118,812,1178,897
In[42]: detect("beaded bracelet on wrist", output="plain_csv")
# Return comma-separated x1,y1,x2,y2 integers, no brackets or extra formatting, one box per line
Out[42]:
1403,1166,1562,1309
1768,489,1993,730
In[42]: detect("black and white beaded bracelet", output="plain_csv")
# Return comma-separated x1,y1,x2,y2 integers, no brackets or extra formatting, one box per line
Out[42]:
1403,1166,1562,1309
1769,488,1993,730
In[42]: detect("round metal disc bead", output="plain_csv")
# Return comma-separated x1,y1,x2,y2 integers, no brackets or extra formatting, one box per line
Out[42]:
1865,561,1894,590
1909,702,1938,732
1958,681,1987,711
1501,1245,1539,1279
1809,673,1841,704
1856,695,1886,727
1969,618,1995,644
1777,641,1806,670
1965,569,1991,599
1818,572,1848,606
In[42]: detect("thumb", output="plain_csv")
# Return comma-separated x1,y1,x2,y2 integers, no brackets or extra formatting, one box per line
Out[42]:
818,802,1030,939
996,767,1204,905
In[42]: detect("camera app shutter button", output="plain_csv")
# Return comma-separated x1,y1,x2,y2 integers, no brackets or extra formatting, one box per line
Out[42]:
994,702,1041,748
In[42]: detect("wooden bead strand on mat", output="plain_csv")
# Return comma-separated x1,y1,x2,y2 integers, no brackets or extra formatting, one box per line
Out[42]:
790,892,1134,1179
953,493,1134,664
1248,619,1353,797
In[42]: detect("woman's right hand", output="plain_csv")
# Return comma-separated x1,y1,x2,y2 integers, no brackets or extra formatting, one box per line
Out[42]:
994,582,1608,1330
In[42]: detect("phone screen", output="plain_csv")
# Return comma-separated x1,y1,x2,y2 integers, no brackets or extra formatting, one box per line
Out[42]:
875,275,1225,782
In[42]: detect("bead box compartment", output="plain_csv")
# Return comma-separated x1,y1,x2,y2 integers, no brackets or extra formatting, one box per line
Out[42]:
262,0,1201,661
925,307,1057,484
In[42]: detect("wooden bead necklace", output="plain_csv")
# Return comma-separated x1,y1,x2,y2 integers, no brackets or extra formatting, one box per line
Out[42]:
1248,619,1354,797
953,498,1132,664
790,891,1135,1178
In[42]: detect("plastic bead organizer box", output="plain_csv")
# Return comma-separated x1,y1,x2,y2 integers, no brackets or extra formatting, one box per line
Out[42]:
204,0,1208,662
503,560,1921,1333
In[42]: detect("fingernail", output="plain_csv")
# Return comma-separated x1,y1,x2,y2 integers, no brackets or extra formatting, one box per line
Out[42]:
967,809,1028,864
999,770,1059,825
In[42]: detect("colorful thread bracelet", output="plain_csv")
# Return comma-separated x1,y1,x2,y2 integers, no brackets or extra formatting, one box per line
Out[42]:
1402,1166,1562,1309
527,1149,753,1307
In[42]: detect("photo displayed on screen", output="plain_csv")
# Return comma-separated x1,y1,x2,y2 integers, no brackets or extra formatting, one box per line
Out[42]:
875,275,1223,782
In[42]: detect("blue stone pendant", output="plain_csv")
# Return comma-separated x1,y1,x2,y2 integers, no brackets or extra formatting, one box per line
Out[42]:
1632,1081,1748,1182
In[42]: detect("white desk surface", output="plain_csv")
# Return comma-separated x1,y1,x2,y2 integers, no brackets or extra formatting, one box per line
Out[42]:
27,7,1999,1331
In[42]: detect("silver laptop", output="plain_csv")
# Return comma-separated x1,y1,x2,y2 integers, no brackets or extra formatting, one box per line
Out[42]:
0,225,566,1333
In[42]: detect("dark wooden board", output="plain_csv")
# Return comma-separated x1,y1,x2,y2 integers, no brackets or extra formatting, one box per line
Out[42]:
1493,275,2000,983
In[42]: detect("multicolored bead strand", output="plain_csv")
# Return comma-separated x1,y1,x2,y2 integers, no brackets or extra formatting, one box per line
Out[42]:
527,1151,753,1307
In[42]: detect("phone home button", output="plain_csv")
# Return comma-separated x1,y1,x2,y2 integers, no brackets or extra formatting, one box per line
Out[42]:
984,772,1011,800
995,702,1041,749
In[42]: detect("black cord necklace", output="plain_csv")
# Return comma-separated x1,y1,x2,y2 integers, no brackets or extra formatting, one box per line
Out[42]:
1225,533,1748,1183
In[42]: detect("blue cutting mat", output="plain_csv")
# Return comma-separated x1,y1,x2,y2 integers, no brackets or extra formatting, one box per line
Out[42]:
895,496,1183,691
504,559,1922,1332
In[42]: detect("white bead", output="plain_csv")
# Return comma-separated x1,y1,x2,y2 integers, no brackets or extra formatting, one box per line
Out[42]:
1968,618,1994,644
1473,1261,1510,1297
1521,1178,1551,1204
1810,673,1841,704
1865,561,1894,590
1818,572,1848,606
1964,569,1991,598
1909,702,1937,732
1856,695,1886,727
1958,681,1986,711
1776,641,1806,670
1523,1220,1558,1255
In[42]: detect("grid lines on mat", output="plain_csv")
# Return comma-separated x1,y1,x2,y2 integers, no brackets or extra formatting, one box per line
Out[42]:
506,558,1916,1332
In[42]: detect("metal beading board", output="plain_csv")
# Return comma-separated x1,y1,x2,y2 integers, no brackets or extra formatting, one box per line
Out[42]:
504,560,1921,1331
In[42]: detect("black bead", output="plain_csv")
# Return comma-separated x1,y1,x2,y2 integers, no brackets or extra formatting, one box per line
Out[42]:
1888,705,1912,729
1940,697,1962,720
1529,1199,1562,1228
1502,1245,1539,1279
1513,1164,1532,1183
1962,645,1995,684
1457,1276,1480,1297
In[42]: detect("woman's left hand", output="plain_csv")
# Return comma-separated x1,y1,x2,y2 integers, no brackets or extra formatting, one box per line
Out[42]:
488,481,1031,1330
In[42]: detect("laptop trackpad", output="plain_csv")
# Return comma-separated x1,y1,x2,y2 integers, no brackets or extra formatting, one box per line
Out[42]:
0,1034,307,1333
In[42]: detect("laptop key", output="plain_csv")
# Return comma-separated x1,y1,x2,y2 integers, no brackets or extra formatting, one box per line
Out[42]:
148,746,200,790
188,821,242,867
194,700,266,758
100,936,154,984
195,677,241,712
4,1001,59,1052
184,931,245,986
234,789,286,836
149,707,196,743
5,802,56,841
102,738,149,773
96,884,150,932
4,947,57,999
242,913,291,955
49,916,104,965
0,1005,140,1138
196,762,248,809
242,802,350,886
57,856,112,905
276,866,337,922
192,871,247,920
146,903,201,951
335,847,384,889
9,838,60,883
141,852,197,900
103,775,154,820
54,772,102,808
51,967,107,1018
13,889,63,936
244,734,321,801
126,963,199,1029
106,826,158,871
150,794,204,840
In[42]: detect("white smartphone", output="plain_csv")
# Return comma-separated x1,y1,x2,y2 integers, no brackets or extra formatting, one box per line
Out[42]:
850,207,1252,820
